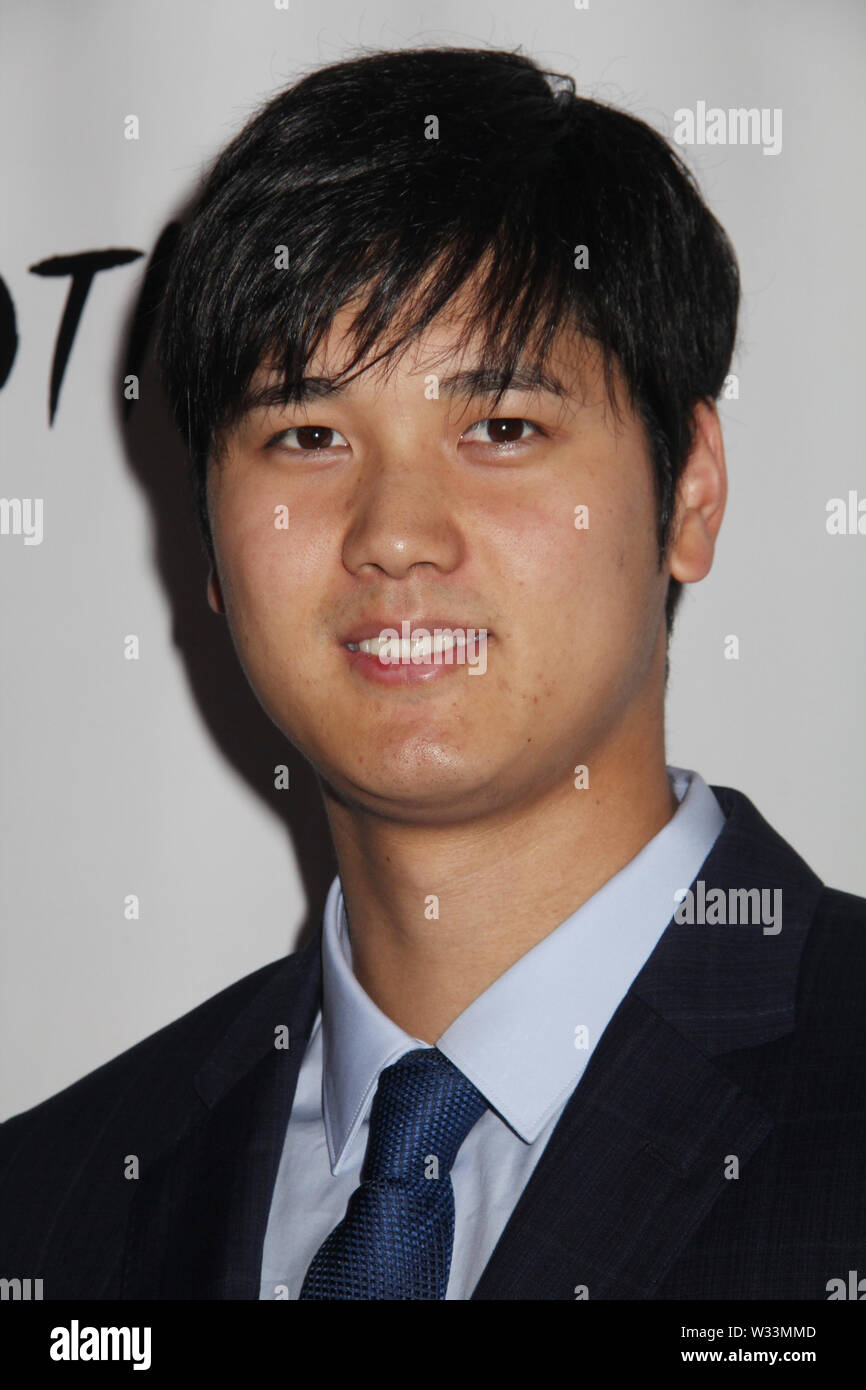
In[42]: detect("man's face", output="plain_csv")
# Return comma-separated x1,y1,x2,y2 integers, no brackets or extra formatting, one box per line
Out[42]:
206,299,670,825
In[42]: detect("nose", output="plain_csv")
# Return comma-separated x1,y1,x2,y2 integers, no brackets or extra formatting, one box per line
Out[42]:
341,446,465,580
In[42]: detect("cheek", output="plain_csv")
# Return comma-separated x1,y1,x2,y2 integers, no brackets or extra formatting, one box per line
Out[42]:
212,510,316,719
211,478,322,634
492,481,656,614
489,469,662,698
584,490,658,601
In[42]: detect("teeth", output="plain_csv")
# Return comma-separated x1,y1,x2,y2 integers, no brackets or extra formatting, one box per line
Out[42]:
348,632,469,658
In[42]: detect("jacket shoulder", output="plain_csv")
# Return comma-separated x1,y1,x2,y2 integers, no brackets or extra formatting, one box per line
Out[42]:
0,936,320,1295
813,883,866,927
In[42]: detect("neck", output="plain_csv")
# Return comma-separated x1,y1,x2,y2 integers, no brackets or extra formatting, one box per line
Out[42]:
319,730,678,1044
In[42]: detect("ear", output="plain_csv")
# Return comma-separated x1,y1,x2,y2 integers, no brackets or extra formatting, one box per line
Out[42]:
206,562,225,615
667,399,727,584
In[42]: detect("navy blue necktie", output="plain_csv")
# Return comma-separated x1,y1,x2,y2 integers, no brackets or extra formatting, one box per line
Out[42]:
299,1046,488,1300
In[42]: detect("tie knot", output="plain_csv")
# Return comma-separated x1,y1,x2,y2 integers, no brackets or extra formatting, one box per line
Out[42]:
362,1047,488,1187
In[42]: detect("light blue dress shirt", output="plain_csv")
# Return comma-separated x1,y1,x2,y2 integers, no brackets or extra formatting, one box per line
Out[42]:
259,766,725,1299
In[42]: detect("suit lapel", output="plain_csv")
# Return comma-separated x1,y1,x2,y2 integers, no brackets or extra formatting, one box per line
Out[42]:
471,993,772,1299
473,785,824,1299
121,930,322,1299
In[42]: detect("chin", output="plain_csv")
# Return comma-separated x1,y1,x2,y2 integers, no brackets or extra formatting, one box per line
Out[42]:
329,760,497,818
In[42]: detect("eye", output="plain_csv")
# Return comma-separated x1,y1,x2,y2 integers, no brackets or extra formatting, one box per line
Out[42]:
460,418,543,446
268,425,349,451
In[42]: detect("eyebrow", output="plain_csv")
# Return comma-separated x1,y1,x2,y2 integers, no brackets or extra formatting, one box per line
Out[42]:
237,363,570,417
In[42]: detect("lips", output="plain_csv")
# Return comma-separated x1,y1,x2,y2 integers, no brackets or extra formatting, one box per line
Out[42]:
342,623,491,685
338,613,493,689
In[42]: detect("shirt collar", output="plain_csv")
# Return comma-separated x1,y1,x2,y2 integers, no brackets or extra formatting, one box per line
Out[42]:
320,767,725,1172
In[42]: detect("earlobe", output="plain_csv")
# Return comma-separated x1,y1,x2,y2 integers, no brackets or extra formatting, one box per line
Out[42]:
667,399,728,585
206,563,225,615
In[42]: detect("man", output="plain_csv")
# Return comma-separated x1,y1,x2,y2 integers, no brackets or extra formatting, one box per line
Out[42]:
1,45,864,1301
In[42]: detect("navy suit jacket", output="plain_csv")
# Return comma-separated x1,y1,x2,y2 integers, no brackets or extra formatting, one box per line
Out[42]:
2,785,865,1300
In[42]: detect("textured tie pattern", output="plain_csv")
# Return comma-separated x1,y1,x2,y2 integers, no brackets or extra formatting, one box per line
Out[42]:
299,1047,488,1300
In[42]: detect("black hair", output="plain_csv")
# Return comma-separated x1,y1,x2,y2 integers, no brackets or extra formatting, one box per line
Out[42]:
155,45,739,635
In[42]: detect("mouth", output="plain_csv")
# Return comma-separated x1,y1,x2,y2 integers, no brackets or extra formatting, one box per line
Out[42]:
340,621,493,685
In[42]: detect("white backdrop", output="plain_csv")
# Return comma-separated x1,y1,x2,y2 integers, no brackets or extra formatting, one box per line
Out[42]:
2,0,864,1118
